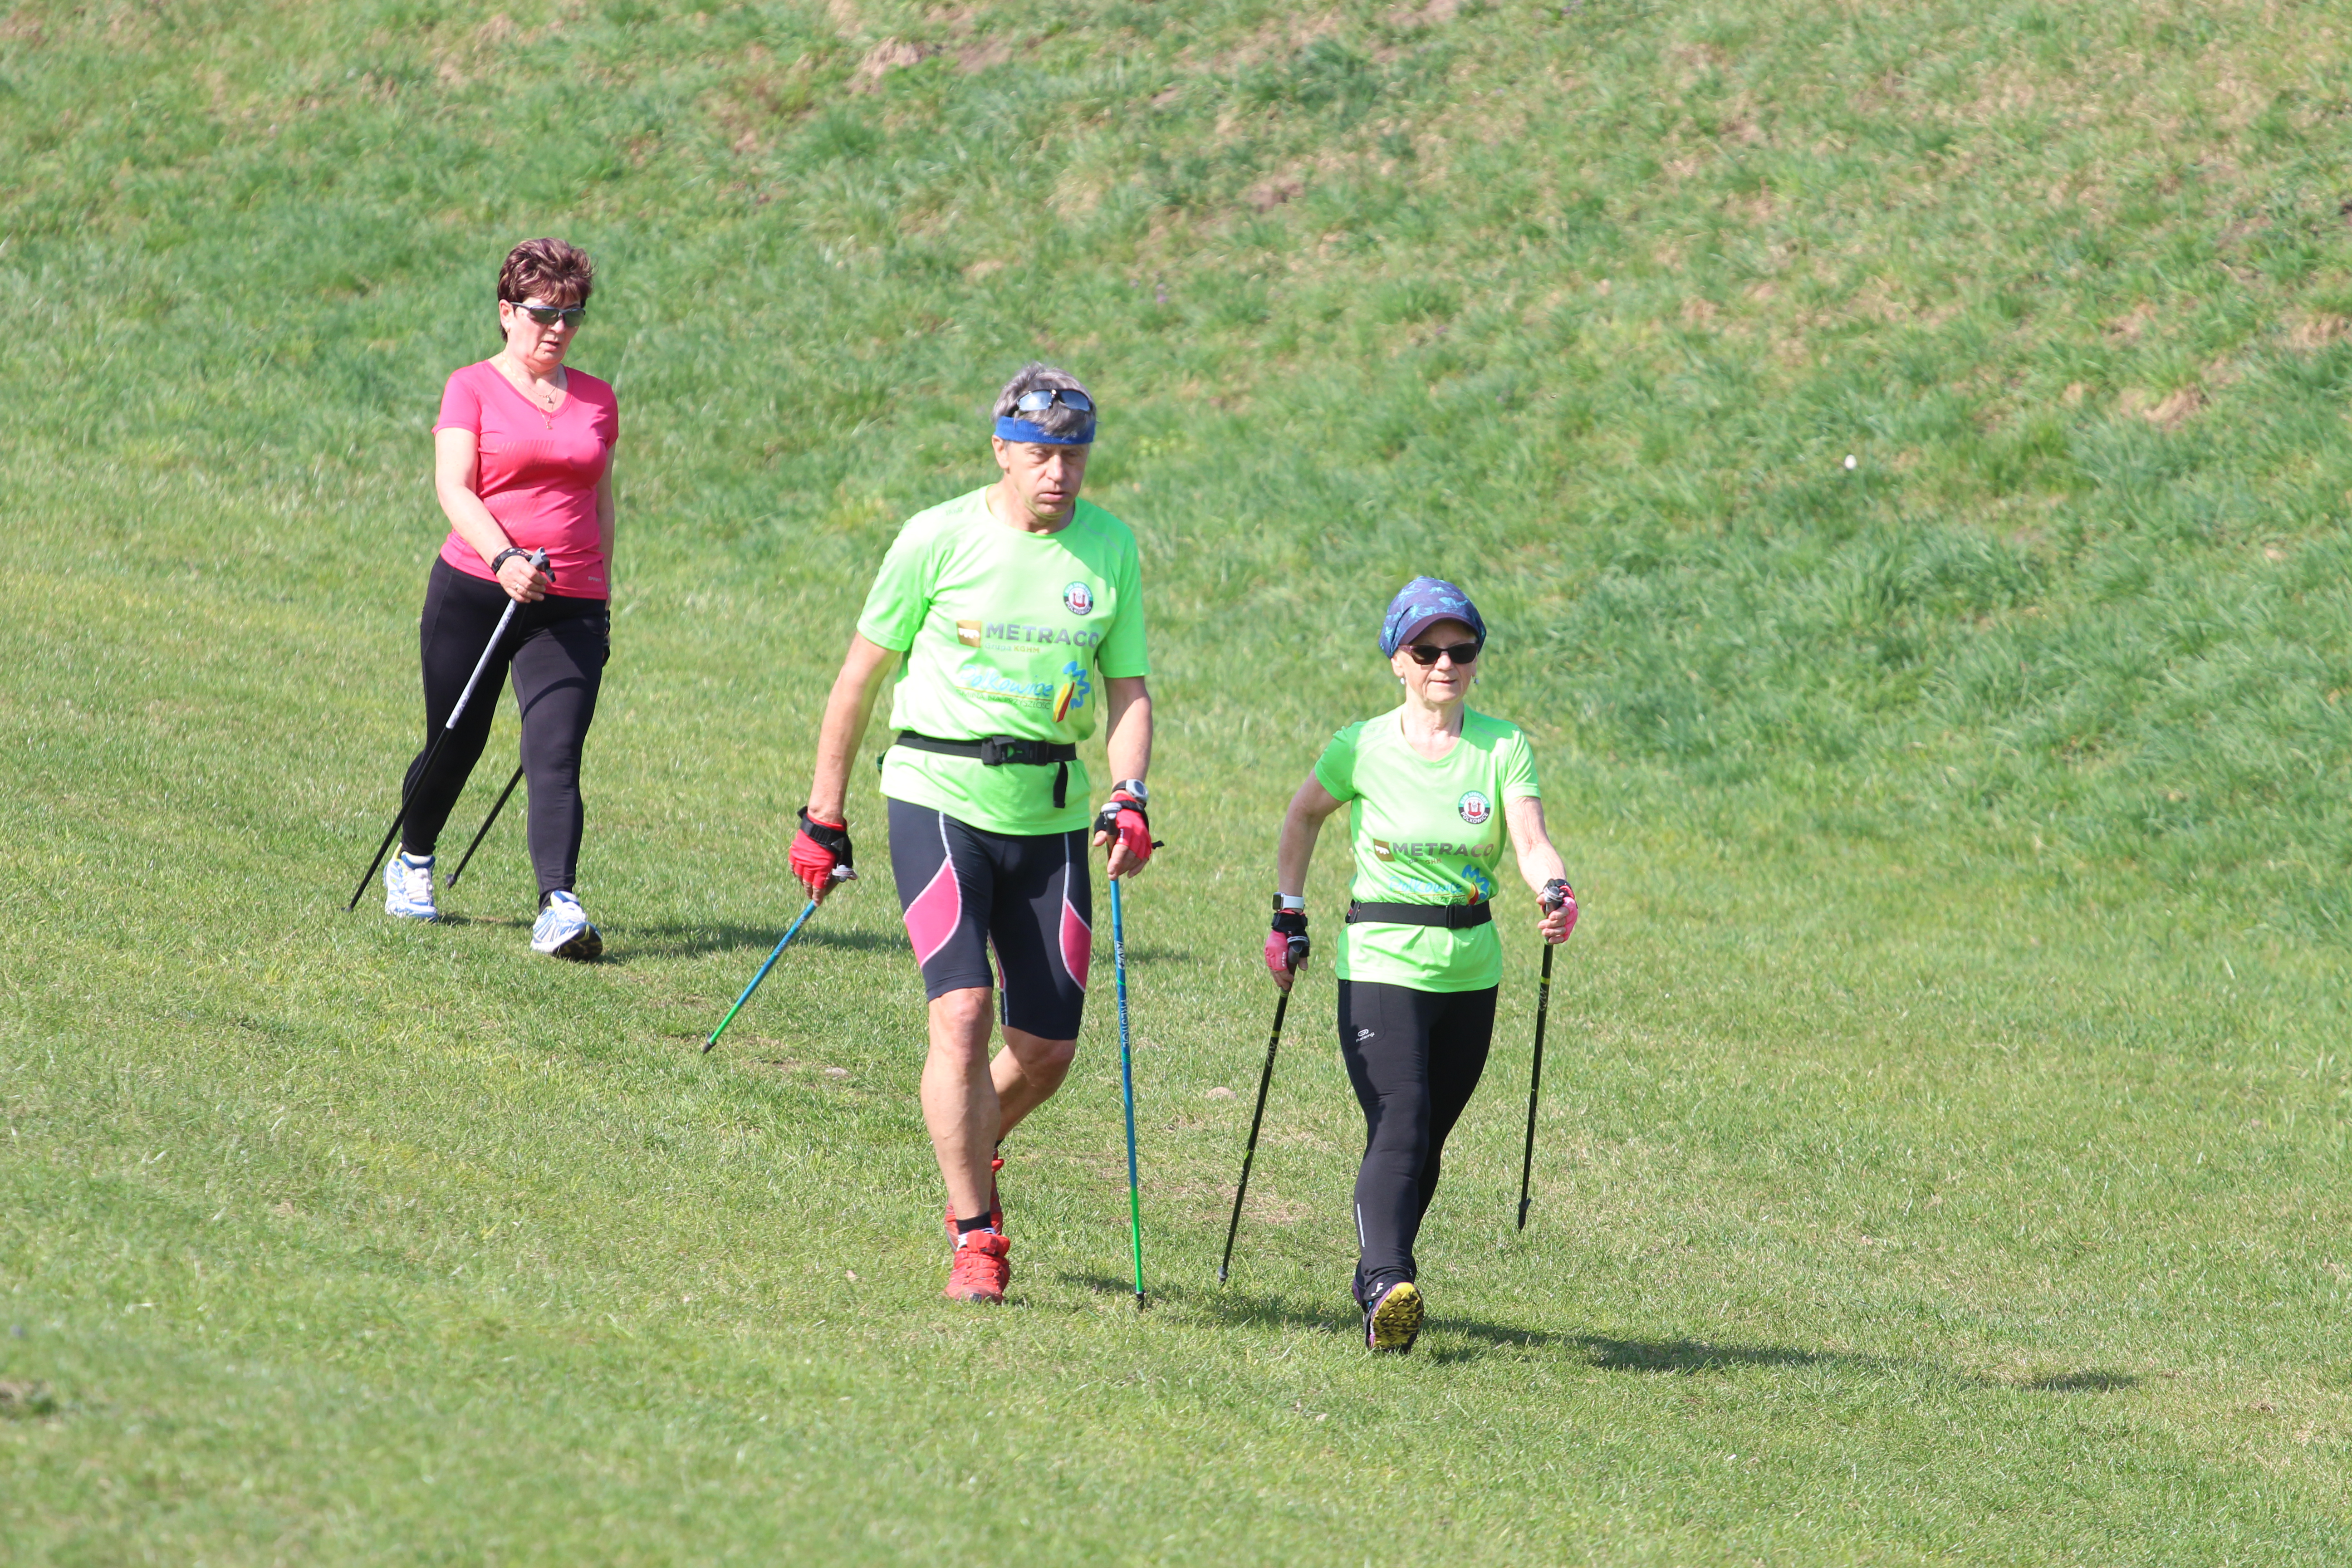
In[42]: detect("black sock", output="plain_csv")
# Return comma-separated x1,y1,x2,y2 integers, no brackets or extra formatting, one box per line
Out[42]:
955,1213,995,1236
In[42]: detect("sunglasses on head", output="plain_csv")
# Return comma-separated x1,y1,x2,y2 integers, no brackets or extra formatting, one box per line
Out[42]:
507,301,587,326
1012,387,1094,415
1405,641,1482,666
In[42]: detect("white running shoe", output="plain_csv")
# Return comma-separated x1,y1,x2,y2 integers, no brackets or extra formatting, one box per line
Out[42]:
530,890,603,960
383,851,438,921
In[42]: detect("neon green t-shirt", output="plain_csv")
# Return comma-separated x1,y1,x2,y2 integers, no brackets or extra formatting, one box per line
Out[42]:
858,488,1149,837
1312,708,1541,992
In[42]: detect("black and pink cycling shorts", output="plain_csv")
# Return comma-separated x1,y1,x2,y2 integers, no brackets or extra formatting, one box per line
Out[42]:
885,797,1092,1041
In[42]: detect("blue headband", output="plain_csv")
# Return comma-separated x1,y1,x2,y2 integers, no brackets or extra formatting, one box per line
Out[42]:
995,416,1095,446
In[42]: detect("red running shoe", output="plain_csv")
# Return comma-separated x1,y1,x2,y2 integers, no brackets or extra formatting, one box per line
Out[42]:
942,1230,1011,1303
942,1156,1006,1240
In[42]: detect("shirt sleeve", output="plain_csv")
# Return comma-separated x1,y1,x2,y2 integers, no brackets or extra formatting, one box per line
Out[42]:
1094,530,1150,679
1500,727,1541,802
855,519,935,653
1311,724,1361,803
431,368,483,436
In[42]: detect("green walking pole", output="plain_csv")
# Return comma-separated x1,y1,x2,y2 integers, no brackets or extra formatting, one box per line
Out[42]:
1109,876,1147,1309
703,864,853,1054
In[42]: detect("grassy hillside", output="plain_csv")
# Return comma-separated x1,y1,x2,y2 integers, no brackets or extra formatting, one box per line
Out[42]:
5,0,2352,1561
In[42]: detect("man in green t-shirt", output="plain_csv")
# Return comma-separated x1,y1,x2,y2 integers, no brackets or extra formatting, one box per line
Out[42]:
787,363,1156,1305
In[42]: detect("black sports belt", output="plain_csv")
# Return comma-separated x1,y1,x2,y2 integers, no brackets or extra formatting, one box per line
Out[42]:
1346,900,1494,930
895,731,1078,808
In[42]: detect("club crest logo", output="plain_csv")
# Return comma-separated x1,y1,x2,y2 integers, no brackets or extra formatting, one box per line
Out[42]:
1062,581,1095,617
1457,790,1493,827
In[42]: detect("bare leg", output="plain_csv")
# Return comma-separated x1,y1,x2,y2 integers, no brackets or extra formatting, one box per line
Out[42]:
993,1026,1077,1139
920,988,1000,1222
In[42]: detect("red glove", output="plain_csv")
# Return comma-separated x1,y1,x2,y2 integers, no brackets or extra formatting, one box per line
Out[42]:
1265,908,1309,977
1539,877,1577,944
790,809,855,898
1092,790,1155,869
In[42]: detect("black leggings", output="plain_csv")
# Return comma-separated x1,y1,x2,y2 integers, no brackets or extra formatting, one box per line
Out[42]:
398,558,608,898
1337,978,1499,1298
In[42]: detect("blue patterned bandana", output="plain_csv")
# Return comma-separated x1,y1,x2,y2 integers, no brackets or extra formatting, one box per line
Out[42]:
1380,577,1486,657
994,415,1095,445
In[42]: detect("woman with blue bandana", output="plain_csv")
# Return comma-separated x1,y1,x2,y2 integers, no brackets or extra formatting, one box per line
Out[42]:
789,363,1156,1307
1265,577,1577,1353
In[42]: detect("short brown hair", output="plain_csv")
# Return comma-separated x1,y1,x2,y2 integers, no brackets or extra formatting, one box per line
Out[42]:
993,362,1094,440
497,238,594,308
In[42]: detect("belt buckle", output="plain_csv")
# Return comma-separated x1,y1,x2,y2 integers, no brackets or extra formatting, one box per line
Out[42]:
979,736,1014,766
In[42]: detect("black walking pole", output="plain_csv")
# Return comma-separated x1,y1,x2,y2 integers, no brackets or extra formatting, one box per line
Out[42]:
345,551,544,911
444,764,524,889
1218,989,1289,1284
1516,940,1556,1231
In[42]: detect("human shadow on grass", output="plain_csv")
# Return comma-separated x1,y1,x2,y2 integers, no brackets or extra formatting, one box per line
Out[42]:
603,921,906,960
1165,1288,2141,1391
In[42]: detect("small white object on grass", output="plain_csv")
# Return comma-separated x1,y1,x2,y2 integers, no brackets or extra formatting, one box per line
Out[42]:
1844,454,1858,470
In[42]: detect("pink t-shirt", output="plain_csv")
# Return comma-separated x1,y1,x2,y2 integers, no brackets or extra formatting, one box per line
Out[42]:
433,361,619,599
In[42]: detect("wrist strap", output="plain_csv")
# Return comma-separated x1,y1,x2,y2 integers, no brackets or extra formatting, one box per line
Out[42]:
491,546,527,573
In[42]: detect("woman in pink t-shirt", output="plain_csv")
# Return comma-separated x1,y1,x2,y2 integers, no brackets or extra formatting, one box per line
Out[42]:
378,237,617,960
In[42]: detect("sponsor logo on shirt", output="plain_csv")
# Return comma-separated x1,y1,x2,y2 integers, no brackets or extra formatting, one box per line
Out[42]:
1457,790,1493,826
965,621,1105,650
956,659,1091,715
1063,581,1095,617
1371,836,1490,861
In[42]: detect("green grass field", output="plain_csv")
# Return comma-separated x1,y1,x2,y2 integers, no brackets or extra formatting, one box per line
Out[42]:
7,0,2352,1559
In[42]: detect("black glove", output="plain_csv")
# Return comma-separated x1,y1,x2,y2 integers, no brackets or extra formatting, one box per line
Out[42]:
1266,907,1310,975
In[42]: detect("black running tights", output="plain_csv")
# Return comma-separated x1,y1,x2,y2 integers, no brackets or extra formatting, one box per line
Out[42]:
1336,978,1499,1296
398,557,608,898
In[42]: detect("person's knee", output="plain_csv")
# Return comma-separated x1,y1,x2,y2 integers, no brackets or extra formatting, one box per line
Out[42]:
1001,1028,1076,1087
927,988,994,1064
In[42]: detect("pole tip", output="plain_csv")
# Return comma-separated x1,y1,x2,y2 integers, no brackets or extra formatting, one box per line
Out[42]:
702,1039,718,1054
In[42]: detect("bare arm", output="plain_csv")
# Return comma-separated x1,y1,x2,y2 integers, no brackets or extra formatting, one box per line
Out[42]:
435,426,549,603
1102,675,1152,785
1504,795,1577,943
807,632,902,828
1269,776,1347,992
1093,675,1155,877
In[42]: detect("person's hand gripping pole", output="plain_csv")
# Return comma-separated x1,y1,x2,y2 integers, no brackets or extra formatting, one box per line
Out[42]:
1092,785,1159,879
789,808,857,901
1517,877,1574,1230
1264,901,1309,993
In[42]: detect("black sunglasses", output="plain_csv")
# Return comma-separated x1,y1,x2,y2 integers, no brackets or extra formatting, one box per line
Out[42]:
1013,387,1094,415
507,302,587,326
1405,642,1482,666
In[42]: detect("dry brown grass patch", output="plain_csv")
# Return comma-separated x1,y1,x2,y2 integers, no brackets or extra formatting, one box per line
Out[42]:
2288,314,2347,351
2121,386,2204,430
851,38,937,92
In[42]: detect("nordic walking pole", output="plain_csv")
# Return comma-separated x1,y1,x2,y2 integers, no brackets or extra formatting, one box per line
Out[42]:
1516,940,1557,1231
346,550,545,911
1218,988,1289,1285
1110,876,1147,1309
444,764,523,890
704,870,852,1053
